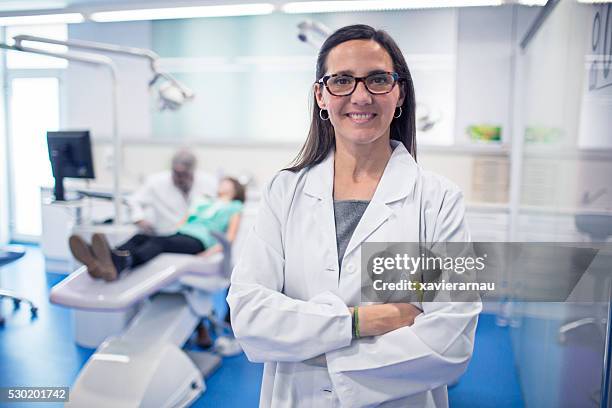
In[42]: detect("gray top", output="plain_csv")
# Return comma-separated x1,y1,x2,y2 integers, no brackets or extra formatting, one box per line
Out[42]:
333,200,370,271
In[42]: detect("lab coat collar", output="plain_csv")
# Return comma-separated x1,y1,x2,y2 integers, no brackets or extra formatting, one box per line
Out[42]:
303,139,418,268
303,139,418,204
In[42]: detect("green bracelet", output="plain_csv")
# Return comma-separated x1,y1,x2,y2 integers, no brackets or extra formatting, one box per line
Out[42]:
354,306,361,339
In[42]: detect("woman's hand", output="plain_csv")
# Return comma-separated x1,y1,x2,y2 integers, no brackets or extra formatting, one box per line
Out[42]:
135,220,155,235
354,303,422,337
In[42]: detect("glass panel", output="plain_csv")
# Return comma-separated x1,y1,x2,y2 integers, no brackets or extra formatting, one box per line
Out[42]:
9,77,59,237
5,24,67,69
512,2,612,407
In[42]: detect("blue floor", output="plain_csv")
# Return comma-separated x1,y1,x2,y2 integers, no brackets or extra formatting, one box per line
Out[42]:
1,246,523,407
448,313,524,408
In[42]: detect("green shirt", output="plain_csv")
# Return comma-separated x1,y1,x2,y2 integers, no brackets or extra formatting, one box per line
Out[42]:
178,198,243,248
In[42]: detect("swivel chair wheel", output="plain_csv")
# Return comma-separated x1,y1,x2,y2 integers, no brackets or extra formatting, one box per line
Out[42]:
13,298,21,310
30,307,38,319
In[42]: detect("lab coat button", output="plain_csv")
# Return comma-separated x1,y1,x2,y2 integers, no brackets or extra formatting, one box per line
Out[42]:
345,263,356,273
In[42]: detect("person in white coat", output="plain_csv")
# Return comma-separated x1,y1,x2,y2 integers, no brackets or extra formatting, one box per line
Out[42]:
227,24,481,407
127,150,218,235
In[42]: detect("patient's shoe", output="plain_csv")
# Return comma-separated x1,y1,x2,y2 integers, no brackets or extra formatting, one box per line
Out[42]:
91,233,132,282
195,323,214,349
69,235,106,280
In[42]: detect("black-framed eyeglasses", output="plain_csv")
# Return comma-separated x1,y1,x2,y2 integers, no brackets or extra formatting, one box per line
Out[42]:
318,72,401,96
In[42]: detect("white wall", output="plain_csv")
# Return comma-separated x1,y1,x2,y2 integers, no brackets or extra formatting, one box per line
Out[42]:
455,6,514,144
455,6,540,144
65,21,153,139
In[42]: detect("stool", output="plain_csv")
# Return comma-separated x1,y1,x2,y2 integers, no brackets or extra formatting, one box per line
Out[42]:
0,248,38,325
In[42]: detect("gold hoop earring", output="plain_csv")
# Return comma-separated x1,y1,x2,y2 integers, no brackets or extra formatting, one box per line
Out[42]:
319,109,329,121
393,107,402,119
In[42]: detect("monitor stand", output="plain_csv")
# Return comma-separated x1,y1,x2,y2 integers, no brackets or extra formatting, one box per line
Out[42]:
51,147,66,201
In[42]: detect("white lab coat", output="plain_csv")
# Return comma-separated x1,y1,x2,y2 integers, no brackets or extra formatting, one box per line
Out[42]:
228,140,481,408
127,171,218,235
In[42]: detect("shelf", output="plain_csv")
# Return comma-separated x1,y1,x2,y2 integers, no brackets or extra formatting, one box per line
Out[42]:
466,202,510,212
523,146,612,160
419,143,511,156
518,205,612,216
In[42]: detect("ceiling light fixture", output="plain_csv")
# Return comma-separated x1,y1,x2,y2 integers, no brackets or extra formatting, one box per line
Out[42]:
0,12,83,26
282,0,504,14
90,3,275,22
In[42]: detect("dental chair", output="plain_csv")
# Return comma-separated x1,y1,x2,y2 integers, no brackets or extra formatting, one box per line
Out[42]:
50,209,255,408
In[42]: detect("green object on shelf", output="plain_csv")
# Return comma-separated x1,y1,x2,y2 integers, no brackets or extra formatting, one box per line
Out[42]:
524,126,563,144
467,125,502,142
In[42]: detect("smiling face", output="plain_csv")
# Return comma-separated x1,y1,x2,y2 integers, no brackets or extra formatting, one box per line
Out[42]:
315,39,404,147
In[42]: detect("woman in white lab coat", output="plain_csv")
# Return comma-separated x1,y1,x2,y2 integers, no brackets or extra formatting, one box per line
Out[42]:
227,24,481,407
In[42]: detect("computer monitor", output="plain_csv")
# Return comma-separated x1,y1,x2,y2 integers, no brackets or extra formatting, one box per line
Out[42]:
47,131,95,201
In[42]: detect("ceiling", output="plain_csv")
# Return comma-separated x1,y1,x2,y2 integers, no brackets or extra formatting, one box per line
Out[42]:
0,0,237,14
0,0,550,17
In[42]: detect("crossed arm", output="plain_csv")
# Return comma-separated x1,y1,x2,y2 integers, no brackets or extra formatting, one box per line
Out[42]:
227,178,480,406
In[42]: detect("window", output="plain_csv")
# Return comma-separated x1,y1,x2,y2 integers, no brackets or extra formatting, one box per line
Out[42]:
3,24,65,240
8,77,59,238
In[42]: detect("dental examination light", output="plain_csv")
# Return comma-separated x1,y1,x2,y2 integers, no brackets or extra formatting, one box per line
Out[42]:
0,41,125,224
148,72,195,111
12,35,195,111
297,20,331,49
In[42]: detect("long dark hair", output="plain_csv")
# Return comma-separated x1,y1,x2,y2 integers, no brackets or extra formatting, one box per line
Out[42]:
223,177,246,203
286,24,417,172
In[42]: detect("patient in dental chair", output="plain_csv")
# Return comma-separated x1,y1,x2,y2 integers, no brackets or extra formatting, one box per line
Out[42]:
69,177,245,351
68,176,245,283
